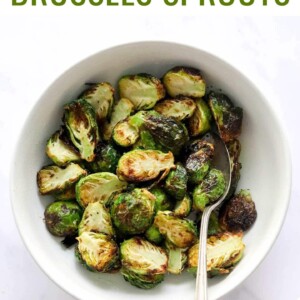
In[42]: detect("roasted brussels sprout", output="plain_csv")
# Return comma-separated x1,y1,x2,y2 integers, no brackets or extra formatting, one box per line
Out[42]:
112,118,139,147
119,73,166,110
193,168,226,212
164,163,188,201
173,194,192,218
207,211,222,236
120,237,168,289
63,99,100,162
81,82,114,123
110,188,155,235
76,232,119,272
219,190,257,232
37,163,87,195
188,98,212,137
46,129,80,166
103,98,135,141
145,224,163,245
88,143,120,173
44,201,82,237
154,211,197,248
187,232,245,276
150,187,173,212
185,141,214,185
154,97,196,121
165,241,187,275
226,139,242,198
117,150,175,182
163,66,206,98
208,92,243,142
76,172,127,208
54,186,76,201
78,201,115,237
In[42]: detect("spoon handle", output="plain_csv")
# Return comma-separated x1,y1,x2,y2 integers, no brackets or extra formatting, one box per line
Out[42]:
195,207,212,300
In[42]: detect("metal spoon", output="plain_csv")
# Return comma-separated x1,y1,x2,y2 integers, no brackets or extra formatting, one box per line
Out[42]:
195,132,232,300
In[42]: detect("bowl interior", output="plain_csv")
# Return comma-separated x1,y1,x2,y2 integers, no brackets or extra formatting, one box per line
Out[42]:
11,42,291,300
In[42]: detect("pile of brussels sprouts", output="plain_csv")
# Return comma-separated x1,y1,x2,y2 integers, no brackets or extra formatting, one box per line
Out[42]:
37,66,257,289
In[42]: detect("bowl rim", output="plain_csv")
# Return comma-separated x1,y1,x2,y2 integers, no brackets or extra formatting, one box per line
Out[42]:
10,40,292,300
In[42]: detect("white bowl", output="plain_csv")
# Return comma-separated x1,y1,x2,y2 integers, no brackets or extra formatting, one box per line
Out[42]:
11,42,291,300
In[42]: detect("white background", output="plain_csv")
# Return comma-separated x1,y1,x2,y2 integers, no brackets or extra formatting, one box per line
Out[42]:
0,13,300,300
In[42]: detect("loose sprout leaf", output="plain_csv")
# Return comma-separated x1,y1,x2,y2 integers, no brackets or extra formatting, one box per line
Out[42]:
163,66,206,98
187,232,245,276
81,82,115,123
37,163,87,195
154,97,196,121
119,74,166,110
63,99,100,162
76,172,127,208
117,149,175,182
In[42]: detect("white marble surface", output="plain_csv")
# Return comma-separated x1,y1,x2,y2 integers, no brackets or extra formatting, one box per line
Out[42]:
1,16,299,300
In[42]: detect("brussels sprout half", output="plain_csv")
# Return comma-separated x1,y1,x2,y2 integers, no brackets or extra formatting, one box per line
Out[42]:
76,232,119,273
154,97,196,121
44,201,83,237
81,82,114,123
120,237,168,289
119,73,166,110
103,98,135,141
193,168,226,212
188,98,212,137
164,163,188,201
76,172,127,208
46,129,80,166
187,232,245,276
78,201,115,237
37,163,87,195
219,189,257,232
112,118,139,147
163,66,206,98
173,194,192,218
208,92,243,142
154,211,197,248
110,188,155,236
117,150,175,183
185,141,214,185
63,99,100,162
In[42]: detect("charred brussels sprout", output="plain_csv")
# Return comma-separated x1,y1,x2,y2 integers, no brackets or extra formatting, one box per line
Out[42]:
119,73,166,110
110,188,155,235
187,232,245,276
103,98,135,141
44,201,82,237
164,163,188,201
78,202,115,237
193,169,226,212
219,190,257,232
145,224,163,245
120,237,168,289
173,194,192,218
163,66,206,98
46,129,80,166
154,211,197,248
208,92,243,142
88,143,120,173
76,232,119,272
185,141,214,185
63,99,100,162
150,187,173,212
154,97,196,121
112,118,139,147
37,163,87,195
188,98,212,137
117,150,175,182
165,241,187,275
81,82,114,123
76,172,127,208
226,139,242,199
